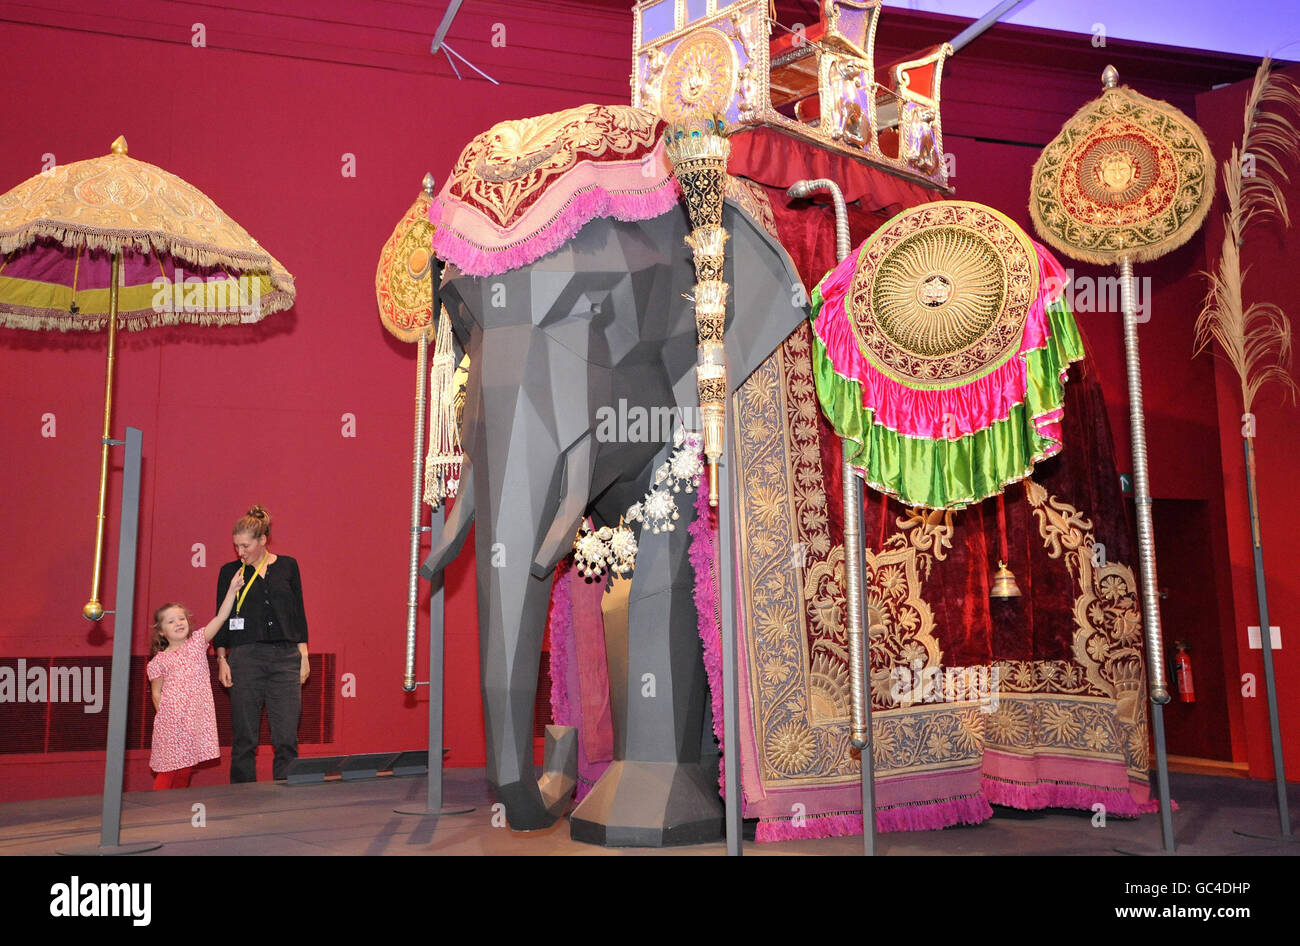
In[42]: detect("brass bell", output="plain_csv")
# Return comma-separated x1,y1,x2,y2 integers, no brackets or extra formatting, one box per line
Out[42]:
990,561,1022,598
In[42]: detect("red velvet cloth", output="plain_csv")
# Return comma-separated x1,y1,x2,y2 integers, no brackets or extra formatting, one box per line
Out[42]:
748,150,1137,682
817,356,1134,672
749,150,935,538
729,127,942,222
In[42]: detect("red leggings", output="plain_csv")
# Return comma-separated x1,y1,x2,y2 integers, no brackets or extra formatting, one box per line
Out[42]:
153,766,194,790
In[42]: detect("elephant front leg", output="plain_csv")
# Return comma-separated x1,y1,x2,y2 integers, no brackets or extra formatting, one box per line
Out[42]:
474,438,589,831
570,443,724,846
476,539,565,830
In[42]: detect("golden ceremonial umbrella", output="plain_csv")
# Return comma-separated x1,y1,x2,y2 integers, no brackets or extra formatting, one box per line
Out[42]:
0,136,295,621
374,174,465,692
1029,67,1216,853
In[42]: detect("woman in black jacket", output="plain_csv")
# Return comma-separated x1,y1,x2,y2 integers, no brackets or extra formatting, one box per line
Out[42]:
213,505,309,782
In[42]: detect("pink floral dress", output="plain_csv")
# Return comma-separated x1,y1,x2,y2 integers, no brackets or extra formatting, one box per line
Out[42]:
146,628,219,773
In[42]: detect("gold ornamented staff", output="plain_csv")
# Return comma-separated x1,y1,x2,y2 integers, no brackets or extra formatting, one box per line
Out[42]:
84,251,122,621
399,177,438,693
372,173,456,692
665,115,731,505
1029,63,1217,705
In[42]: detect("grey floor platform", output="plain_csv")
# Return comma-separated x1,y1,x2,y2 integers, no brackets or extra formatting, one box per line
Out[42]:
1,769,1296,856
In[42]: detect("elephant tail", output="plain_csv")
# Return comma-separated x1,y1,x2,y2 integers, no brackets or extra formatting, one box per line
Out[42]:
420,457,475,578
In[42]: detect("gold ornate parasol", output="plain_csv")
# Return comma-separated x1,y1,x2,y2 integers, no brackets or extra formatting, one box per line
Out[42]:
0,136,294,328
1029,78,1215,265
375,175,467,692
0,136,296,619
1029,67,1217,852
375,187,438,344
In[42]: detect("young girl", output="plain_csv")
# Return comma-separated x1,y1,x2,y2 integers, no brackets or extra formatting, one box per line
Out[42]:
146,571,244,789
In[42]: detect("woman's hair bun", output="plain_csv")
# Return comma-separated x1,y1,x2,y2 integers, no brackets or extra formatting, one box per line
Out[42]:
234,504,272,540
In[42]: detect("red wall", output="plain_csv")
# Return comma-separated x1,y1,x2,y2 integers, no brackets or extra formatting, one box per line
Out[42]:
0,0,1285,801
0,0,633,799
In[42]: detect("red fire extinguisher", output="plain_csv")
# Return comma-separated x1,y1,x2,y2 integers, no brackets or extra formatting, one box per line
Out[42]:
1174,641,1195,703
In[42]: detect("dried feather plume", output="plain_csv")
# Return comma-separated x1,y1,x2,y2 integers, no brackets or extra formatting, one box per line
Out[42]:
1194,57,1300,413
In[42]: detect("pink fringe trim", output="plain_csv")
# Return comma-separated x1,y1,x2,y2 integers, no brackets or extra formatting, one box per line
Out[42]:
812,242,1069,440
689,475,727,799
756,794,994,841
547,565,573,729
982,777,1172,817
431,169,680,277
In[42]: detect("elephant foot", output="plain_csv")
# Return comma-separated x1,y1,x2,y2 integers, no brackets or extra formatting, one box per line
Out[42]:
496,725,578,831
569,760,723,847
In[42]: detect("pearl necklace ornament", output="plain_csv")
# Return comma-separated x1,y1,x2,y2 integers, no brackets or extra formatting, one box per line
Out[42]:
571,428,703,581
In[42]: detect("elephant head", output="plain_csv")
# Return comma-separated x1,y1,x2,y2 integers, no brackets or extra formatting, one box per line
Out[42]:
421,106,805,831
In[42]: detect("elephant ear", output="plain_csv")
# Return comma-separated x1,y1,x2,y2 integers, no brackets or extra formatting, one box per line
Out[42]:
720,199,808,393
663,198,807,410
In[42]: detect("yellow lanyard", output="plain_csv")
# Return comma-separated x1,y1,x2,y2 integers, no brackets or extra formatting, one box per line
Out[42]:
235,554,268,614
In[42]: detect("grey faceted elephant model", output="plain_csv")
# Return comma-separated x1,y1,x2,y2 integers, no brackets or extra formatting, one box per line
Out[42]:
421,196,805,837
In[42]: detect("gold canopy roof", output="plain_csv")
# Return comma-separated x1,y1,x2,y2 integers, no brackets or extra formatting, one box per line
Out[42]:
0,136,294,308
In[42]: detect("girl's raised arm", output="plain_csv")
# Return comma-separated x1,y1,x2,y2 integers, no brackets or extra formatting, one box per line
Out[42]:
203,570,245,642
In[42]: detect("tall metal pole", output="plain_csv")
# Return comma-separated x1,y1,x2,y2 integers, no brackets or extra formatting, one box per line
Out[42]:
427,503,447,814
394,460,469,818
948,0,1031,53
720,429,743,856
1242,436,1292,837
788,178,875,855
429,0,466,53
100,425,143,847
1118,255,1175,853
60,426,160,855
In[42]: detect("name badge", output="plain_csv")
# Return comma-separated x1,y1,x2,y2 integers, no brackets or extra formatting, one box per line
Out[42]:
229,617,245,630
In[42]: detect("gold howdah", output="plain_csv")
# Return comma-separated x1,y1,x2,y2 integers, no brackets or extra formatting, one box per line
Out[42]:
632,0,953,191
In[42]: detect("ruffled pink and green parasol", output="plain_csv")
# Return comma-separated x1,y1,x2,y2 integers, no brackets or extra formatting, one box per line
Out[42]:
809,200,1084,509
